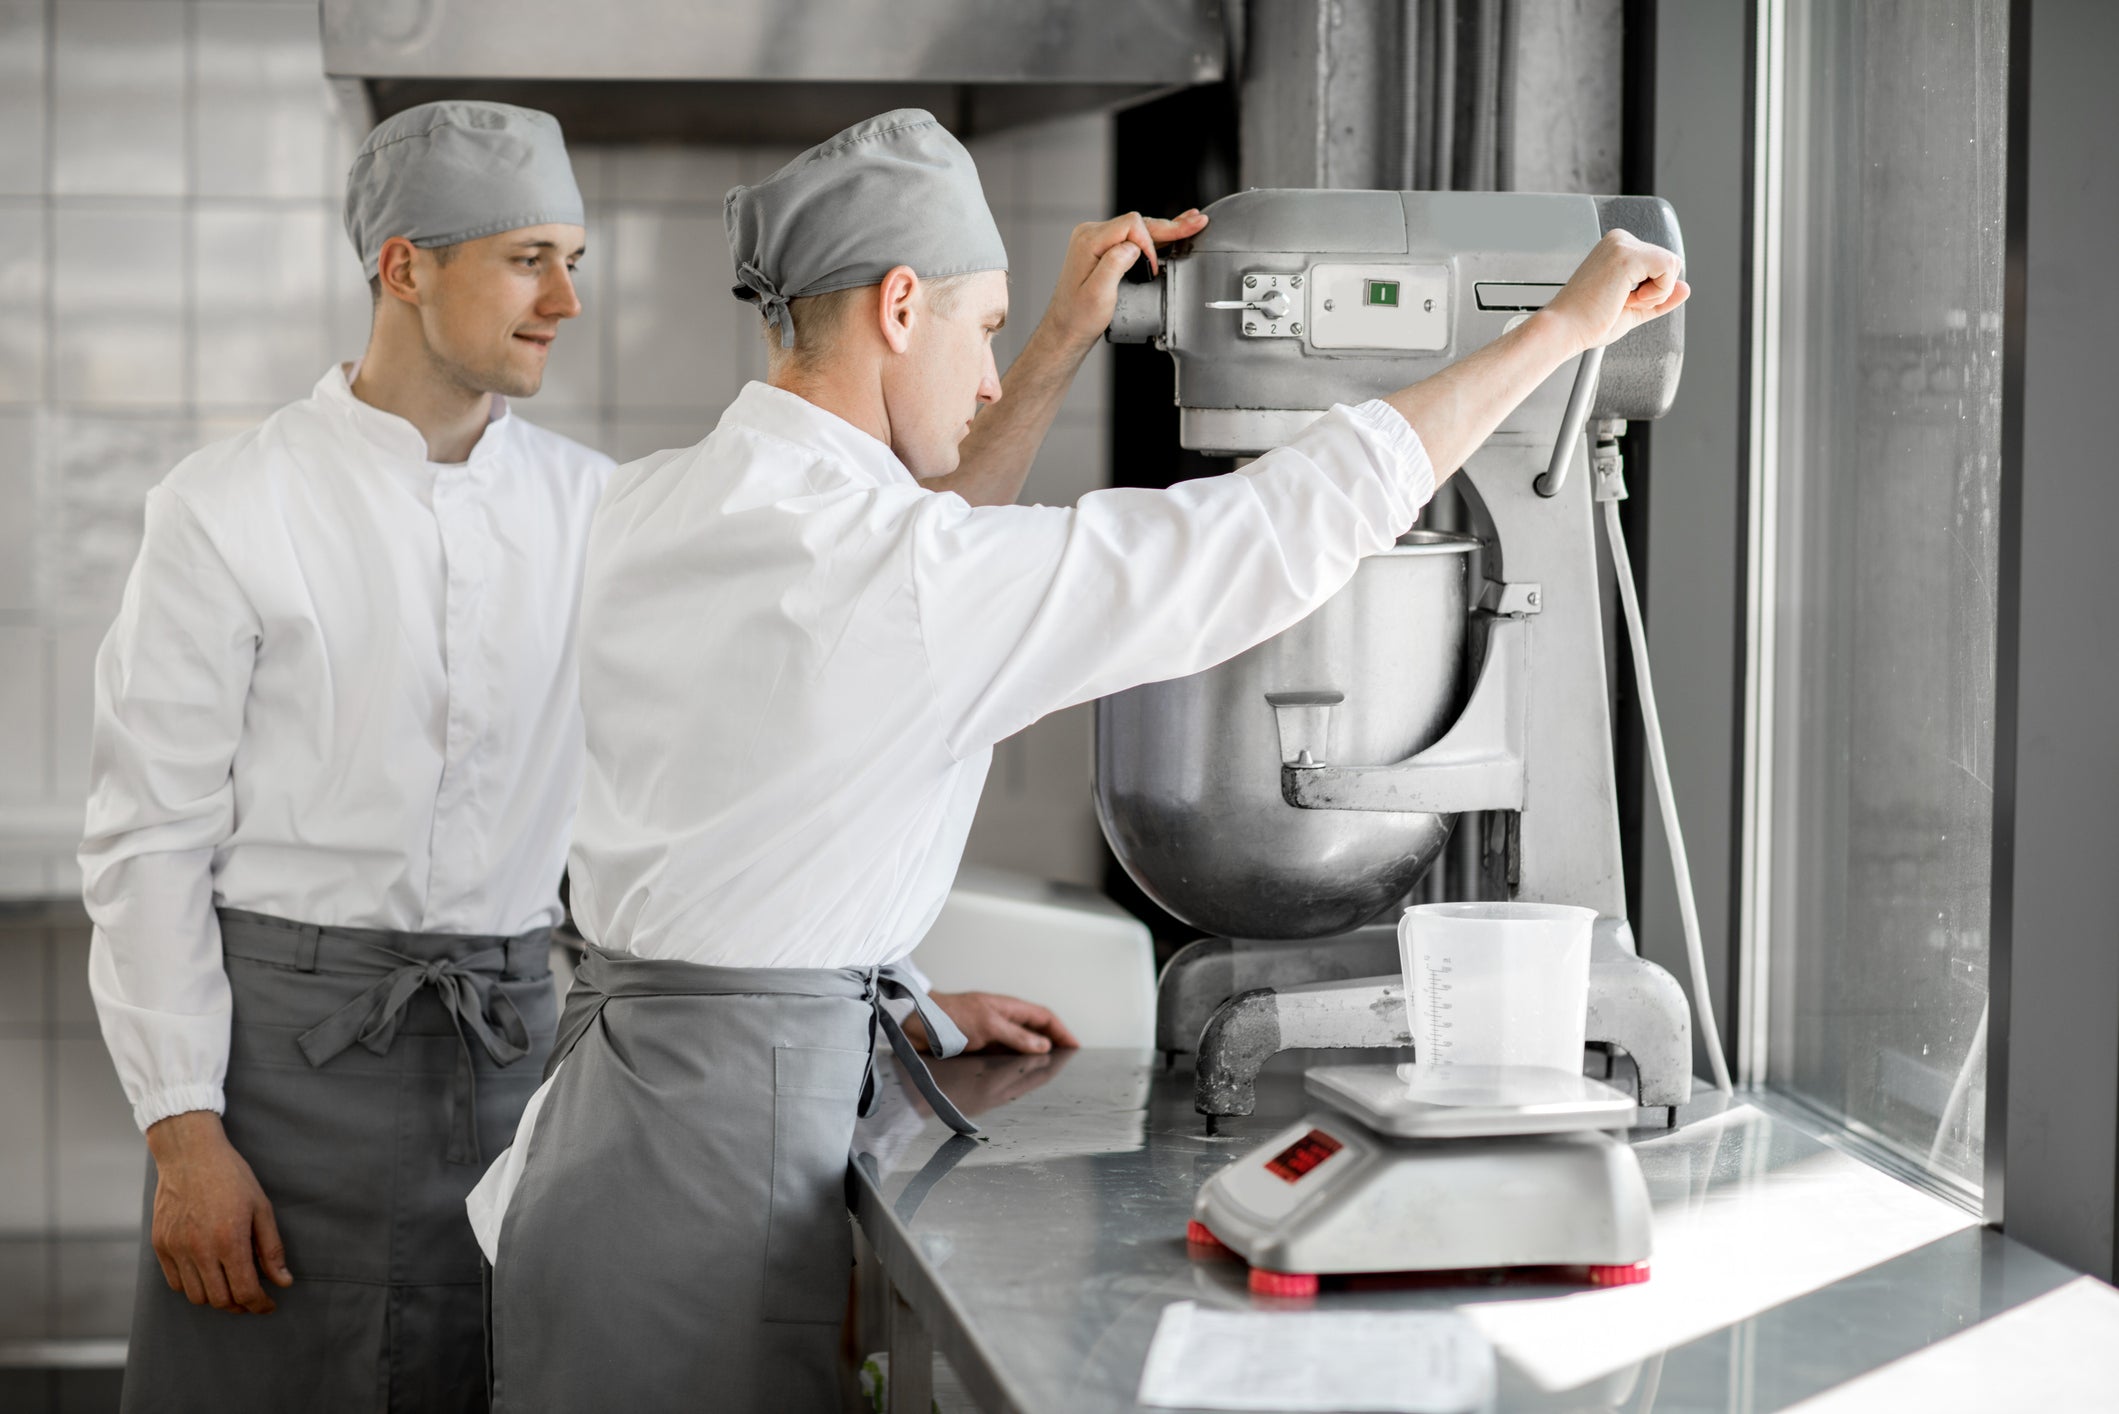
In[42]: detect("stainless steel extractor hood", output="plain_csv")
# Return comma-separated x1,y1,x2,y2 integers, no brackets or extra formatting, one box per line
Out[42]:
322,0,1230,145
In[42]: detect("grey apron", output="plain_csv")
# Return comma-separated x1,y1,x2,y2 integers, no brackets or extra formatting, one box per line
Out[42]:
486,943,974,1414
122,908,557,1414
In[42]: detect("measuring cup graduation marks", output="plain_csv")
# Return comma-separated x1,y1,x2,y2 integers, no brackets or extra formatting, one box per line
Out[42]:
1399,902,1597,1073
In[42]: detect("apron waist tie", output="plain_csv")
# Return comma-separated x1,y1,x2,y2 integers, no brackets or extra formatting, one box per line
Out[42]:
867,964,979,1138
549,944,979,1138
295,946,531,1165
218,909,541,1167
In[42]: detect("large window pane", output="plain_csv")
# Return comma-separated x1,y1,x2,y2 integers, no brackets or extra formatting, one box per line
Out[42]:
1766,0,2006,1194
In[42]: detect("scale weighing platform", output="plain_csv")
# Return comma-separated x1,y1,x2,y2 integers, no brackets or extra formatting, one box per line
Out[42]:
1189,1064,1654,1297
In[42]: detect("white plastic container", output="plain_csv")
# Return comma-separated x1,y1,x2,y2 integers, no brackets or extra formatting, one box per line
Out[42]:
1399,902,1597,1072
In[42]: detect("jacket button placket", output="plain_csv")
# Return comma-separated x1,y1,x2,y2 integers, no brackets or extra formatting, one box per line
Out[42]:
428,464,490,923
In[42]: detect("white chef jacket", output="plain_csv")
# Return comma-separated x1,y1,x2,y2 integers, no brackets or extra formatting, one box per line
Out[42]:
466,380,1432,1262
80,365,613,1132
567,380,1433,968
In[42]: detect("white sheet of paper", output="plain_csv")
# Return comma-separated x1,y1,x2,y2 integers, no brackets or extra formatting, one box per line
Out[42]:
1136,1301,1496,1412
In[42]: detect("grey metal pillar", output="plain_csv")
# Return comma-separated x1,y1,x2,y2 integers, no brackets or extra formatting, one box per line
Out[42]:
1238,0,1407,190
1637,0,1748,1088
1989,0,2119,1282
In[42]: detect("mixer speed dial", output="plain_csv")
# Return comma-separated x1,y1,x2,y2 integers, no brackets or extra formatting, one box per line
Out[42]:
1205,271,1303,338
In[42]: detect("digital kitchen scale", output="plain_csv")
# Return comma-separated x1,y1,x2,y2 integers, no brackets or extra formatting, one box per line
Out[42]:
1188,1064,1654,1297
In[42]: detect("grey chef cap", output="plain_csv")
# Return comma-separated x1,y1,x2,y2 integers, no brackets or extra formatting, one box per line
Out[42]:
344,101,585,280
725,109,1008,347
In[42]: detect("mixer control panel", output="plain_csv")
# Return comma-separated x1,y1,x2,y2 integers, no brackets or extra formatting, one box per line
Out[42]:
1308,263,1450,351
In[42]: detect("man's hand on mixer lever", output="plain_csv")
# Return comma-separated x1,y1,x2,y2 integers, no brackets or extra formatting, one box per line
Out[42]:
1542,229,1689,353
1381,229,1688,480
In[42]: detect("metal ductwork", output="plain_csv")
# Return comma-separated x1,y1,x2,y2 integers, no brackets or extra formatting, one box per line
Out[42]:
322,0,1230,145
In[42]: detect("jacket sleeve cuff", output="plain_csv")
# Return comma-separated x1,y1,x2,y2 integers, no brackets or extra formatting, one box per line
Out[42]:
1341,398,1437,509
133,1083,226,1134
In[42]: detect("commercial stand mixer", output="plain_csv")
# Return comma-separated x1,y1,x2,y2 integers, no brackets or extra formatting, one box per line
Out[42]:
1096,188,1715,1292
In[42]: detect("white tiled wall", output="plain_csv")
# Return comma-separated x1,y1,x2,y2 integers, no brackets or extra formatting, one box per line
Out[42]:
0,0,1118,897
1,904,154,1348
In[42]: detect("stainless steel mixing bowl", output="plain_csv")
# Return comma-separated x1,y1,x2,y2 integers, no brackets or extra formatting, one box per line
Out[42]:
1094,531,1478,940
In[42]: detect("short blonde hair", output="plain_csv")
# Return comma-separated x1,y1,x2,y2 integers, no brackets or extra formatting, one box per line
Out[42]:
759,272,981,376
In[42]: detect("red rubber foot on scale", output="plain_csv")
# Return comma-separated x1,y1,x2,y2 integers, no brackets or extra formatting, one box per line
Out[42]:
1248,1268,1321,1298
1587,1263,1651,1287
1186,1221,1234,1256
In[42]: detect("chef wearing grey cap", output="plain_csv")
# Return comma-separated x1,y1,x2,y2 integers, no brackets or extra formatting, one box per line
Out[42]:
81,100,607,1413
474,107,1685,1410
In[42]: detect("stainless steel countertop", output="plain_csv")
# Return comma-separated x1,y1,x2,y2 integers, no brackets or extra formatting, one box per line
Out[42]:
850,1048,2116,1413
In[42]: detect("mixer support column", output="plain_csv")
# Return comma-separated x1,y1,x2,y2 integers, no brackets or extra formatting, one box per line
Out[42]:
1455,436,1629,914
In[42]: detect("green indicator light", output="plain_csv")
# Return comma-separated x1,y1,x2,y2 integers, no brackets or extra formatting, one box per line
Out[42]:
1364,279,1400,307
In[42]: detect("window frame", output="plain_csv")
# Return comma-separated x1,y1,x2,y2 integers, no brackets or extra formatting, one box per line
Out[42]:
1981,0,2119,1282
1713,0,2119,1280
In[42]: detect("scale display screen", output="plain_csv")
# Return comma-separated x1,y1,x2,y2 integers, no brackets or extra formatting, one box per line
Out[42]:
1265,1128,1343,1183
1364,278,1400,307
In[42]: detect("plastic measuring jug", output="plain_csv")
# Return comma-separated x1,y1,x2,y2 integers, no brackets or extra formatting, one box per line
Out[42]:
1399,902,1597,1071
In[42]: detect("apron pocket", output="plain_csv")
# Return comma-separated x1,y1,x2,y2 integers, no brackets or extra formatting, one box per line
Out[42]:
762,1044,871,1325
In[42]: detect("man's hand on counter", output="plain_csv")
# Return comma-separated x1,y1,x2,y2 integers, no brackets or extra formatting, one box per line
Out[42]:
910,991,1082,1055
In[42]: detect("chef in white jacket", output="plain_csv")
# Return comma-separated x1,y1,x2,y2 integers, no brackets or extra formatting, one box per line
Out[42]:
78,101,610,1413
474,109,1687,1412
83,97,1076,1413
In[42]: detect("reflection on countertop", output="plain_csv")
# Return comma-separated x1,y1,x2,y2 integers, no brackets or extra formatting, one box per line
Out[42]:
859,1046,1151,1177
853,1047,2111,1414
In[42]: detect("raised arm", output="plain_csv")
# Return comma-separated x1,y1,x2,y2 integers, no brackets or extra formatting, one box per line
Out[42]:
930,209,1209,508
911,229,1688,758
1386,228,1689,478
914,399,1433,756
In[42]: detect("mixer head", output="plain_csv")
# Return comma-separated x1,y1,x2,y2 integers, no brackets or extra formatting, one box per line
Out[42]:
1108,188,1685,457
